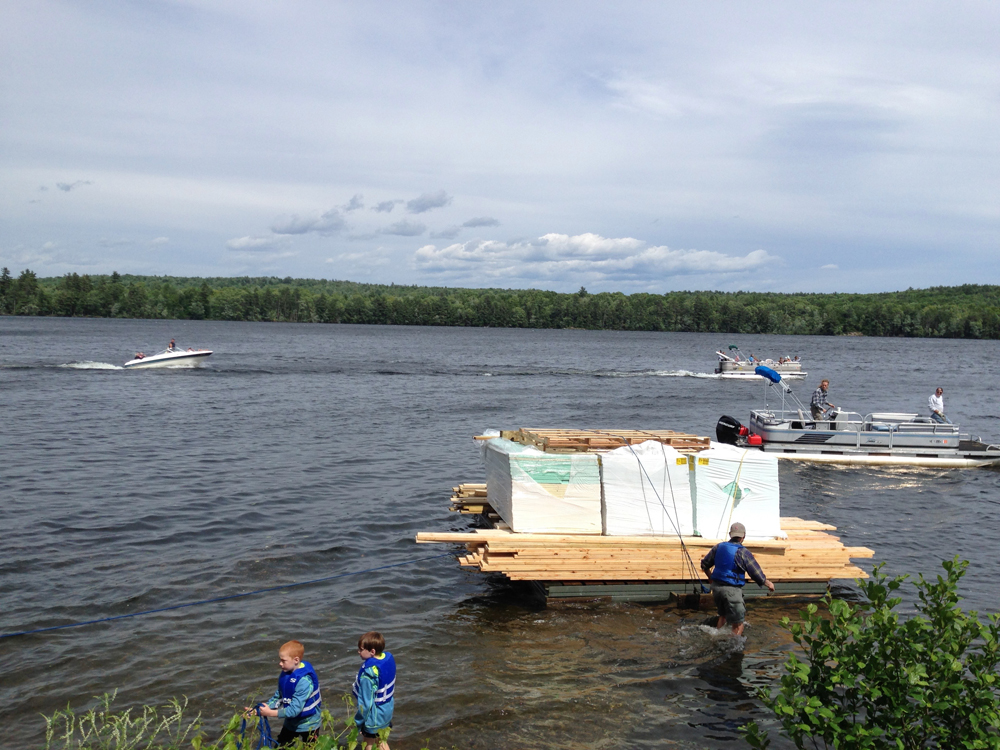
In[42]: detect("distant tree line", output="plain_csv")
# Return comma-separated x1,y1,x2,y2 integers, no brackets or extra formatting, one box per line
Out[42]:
2,266,1000,338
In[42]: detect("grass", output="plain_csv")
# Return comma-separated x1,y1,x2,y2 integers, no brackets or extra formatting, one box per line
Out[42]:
41,691,398,750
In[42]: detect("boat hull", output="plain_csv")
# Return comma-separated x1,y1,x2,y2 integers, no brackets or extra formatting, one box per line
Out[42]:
715,362,806,379
763,448,1000,468
124,351,212,369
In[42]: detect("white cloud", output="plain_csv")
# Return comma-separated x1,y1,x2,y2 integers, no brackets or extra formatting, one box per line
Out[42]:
150,236,169,245
271,208,345,235
415,232,775,284
430,226,461,239
463,217,500,228
383,219,426,236
372,200,400,213
343,194,364,211
821,263,839,270
226,235,280,251
55,180,93,192
406,190,452,214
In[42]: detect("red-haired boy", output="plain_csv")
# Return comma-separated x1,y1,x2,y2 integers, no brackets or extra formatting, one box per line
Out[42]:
353,631,396,749
251,640,322,747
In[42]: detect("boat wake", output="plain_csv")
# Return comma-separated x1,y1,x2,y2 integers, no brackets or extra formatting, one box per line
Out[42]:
58,361,124,370
600,369,722,379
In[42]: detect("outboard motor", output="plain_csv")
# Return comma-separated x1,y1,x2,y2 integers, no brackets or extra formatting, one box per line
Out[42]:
716,415,746,445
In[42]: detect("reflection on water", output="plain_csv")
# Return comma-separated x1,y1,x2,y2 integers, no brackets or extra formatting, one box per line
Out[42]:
2,317,999,748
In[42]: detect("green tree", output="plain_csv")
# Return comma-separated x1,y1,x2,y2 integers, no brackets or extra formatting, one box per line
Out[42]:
743,559,1000,750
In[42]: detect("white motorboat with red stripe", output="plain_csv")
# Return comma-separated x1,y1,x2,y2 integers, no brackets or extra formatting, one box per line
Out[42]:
719,366,1000,468
124,348,212,369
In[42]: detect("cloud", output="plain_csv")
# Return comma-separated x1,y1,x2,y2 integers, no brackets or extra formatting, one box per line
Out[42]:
347,232,379,241
150,237,169,245
343,194,364,211
430,226,461,239
38,186,48,192
462,216,500,228
383,219,426,237
226,235,281,251
56,180,93,192
406,190,452,214
415,232,775,283
271,207,344,235
373,200,400,213
821,263,839,270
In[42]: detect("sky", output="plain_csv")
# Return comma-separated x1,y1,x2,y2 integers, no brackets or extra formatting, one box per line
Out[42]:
2,1,999,294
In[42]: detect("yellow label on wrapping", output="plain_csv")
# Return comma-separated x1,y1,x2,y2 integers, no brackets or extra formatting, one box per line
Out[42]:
698,457,710,465
676,457,687,465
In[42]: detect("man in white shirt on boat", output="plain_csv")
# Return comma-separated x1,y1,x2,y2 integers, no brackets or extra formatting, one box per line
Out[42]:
929,387,951,424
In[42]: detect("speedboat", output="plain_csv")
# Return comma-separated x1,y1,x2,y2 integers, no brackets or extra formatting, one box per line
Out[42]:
124,348,212,369
715,345,806,379
717,366,1000,468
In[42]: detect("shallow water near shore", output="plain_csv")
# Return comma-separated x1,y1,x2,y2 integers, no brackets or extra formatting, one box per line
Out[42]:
3,317,999,749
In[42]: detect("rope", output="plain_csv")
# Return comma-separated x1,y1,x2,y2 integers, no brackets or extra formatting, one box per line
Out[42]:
717,449,750,539
0,552,453,640
611,435,710,593
238,706,274,750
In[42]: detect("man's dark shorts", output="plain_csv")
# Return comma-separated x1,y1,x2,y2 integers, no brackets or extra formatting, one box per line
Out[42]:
361,722,392,740
711,582,746,625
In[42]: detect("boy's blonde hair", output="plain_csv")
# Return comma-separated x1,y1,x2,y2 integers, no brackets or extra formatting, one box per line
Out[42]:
358,631,385,654
280,640,305,659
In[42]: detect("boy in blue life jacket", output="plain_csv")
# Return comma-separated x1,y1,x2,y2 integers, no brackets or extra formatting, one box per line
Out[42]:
250,640,322,747
353,631,396,750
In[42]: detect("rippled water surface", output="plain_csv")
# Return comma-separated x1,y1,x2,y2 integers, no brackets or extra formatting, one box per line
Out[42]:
3,317,1000,749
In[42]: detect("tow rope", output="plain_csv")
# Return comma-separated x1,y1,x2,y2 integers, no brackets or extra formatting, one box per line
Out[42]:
238,706,274,750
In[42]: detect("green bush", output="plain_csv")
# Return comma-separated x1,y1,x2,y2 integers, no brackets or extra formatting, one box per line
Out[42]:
743,558,1000,749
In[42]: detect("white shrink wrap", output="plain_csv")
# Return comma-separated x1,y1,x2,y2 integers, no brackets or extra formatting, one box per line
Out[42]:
690,442,783,540
600,440,694,536
482,438,602,534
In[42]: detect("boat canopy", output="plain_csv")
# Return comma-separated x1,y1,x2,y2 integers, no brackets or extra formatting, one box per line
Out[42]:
755,365,781,383
728,344,739,350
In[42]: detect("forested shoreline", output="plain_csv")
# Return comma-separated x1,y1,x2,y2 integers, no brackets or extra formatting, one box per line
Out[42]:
2,267,1000,338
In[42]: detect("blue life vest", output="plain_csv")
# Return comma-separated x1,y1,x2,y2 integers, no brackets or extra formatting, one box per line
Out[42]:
277,661,322,718
710,541,746,587
353,652,396,706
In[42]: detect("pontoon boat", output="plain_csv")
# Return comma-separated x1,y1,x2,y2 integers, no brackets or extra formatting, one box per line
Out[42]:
719,366,1000,468
715,345,806,379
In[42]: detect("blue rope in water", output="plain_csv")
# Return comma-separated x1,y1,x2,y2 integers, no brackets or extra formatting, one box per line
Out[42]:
238,706,274,750
1,552,453,639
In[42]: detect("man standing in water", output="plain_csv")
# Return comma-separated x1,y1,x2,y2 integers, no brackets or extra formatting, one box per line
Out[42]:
701,522,775,636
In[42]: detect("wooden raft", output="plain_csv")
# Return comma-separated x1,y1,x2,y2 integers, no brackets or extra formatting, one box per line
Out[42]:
495,428,711,453
426,483,873,585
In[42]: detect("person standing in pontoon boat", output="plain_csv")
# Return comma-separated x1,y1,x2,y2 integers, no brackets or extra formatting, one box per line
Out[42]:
810,379,837,422
168,338,177,351
929,387,951,424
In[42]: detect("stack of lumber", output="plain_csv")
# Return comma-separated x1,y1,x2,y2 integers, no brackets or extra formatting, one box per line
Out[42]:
448,483,490,515
419,484,873,584
495,428,711,453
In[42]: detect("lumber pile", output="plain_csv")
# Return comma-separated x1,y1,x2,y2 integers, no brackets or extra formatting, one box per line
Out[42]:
419,484,873,585
496,428,711,453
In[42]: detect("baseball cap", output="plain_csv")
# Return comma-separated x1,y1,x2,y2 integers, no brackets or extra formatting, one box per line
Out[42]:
729,522,746,538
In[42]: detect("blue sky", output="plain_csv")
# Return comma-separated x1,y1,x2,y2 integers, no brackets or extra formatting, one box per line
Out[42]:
2,1,998,293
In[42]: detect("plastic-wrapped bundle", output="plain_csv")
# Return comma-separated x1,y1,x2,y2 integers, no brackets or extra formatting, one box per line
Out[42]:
482,438,602,534
690,442,783,540
599,440,693,536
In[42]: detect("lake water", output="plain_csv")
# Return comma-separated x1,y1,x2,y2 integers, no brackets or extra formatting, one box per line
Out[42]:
2,317,999,749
